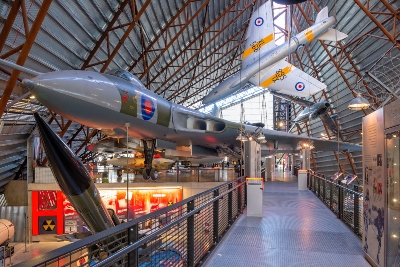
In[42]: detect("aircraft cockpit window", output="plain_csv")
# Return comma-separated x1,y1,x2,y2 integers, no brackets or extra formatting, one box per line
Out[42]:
105,69,146,89
105,69,135,81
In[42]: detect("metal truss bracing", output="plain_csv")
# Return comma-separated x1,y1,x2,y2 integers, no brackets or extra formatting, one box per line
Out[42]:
0,0,398,190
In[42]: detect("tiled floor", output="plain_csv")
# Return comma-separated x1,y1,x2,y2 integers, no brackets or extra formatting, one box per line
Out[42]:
7,241,70,266
204,171,371,267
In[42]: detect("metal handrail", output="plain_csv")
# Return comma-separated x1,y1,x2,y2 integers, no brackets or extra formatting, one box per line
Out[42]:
16,176,246,267
94,183,241,267
308,170,363,238
311,172,362,197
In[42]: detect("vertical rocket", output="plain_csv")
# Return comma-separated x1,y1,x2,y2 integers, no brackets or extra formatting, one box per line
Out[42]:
33,113,115,233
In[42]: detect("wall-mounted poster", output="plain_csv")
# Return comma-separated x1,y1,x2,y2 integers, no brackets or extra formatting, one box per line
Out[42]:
362,108,385,267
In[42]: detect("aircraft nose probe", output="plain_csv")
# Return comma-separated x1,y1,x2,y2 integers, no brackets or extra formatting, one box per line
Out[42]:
22,79,36,89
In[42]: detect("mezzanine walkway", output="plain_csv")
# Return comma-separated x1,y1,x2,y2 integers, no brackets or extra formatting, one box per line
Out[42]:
204,171,370,267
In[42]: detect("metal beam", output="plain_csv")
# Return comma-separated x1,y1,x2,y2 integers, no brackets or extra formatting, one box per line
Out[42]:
152,0,247,93
129,0,193,71
166,26,246,101
353,0,400,49
81,0,131,69
138,0,211,80
99,0,151,72
0,0,22,53
0,0,53,118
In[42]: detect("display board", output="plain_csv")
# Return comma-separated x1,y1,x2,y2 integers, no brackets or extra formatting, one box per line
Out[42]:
362,108,385,267
32,188,182,235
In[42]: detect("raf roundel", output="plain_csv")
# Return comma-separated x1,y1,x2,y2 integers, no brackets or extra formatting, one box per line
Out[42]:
254,17,264,26
295,82,305,91
141,96,155,121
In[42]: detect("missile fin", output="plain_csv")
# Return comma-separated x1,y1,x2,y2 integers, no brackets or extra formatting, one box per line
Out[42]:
315,6,328,23
317,28,348,41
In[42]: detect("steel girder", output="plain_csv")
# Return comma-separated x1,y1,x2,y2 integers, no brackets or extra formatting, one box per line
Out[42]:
0,0,53,118
150,0,253,98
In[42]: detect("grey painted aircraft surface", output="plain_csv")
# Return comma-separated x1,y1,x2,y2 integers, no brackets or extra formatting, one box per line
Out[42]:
271,91,342,138
202,2,347,104
1,60,360,180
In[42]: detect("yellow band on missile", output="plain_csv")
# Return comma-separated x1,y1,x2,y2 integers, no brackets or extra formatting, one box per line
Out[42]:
259,64,294,88
242,34,274,60
304,29,314,42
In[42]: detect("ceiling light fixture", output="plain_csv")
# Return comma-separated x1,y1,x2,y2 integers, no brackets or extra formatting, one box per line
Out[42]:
348,93,371,110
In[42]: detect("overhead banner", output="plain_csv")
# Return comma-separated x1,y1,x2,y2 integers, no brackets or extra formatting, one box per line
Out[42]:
362,108,385,267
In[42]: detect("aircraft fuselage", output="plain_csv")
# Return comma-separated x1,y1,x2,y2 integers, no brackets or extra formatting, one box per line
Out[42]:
294,101,331,122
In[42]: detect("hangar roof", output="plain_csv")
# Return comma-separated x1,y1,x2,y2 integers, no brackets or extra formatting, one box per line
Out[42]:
0,0,398,190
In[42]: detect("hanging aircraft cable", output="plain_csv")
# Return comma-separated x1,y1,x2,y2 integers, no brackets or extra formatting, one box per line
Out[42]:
303,2,313,170
334,0,342,180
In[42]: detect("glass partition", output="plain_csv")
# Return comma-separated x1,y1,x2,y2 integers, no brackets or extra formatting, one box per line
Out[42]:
386,131,400,266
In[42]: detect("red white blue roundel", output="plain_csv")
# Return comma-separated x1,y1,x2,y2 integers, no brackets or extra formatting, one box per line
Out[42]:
254,17,264,26
141,96,155,120
295,82,305,91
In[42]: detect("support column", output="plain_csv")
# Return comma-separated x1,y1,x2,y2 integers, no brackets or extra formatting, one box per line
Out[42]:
243,140,261,177
301,149,310,170
265,157,274,180
291,154,297,175
287,155,292,173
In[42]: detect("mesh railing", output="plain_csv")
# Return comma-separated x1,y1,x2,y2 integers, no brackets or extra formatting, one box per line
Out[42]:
308,172,363,238
16,176,246,267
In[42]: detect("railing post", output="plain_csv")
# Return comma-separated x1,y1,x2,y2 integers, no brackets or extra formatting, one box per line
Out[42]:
238,183,242,214
354,185,360,235
187,200,195,267
313,173,316,193
127,224,139,267
228,183,233,225
317,175,321,198
307,171,310,188
322,175,326,201
213,189,220,244
337,181,343,219
329,180,333,209
244,178,247,206
198,166,200,182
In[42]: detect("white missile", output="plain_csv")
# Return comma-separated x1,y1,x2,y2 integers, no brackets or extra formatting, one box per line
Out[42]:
202,3,347,104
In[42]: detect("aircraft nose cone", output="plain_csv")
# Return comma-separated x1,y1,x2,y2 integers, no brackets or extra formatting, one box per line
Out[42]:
325,102,330,108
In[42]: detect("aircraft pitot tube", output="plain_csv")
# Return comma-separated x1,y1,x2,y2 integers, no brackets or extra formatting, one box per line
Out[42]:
33,113,115,233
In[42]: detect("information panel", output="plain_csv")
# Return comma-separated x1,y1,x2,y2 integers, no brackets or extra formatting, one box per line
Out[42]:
362,108,385,267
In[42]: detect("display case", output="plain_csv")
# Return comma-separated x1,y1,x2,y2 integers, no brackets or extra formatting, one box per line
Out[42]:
385,129,400,266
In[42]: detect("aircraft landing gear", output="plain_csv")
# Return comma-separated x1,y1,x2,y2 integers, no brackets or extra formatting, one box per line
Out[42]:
142,139,158,181
142,168,159,180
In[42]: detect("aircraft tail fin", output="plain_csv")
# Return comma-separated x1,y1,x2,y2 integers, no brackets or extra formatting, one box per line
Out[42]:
316,28,348,41
241,1,275,68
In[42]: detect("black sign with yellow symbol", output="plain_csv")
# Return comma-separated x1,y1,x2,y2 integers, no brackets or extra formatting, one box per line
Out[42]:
38,216,57,234
168,201,173,206
43,220,55,231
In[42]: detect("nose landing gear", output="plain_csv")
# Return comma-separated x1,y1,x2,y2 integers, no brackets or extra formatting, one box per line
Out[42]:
141,139,159,181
